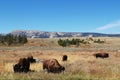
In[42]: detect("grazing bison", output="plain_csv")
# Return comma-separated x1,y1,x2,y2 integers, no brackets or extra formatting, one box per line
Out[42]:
13,56,36,73
94,52,109,58
62,55,68,61
43,58,65,73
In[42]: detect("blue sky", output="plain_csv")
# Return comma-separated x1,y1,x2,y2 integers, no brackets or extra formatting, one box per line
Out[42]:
0,0,120,34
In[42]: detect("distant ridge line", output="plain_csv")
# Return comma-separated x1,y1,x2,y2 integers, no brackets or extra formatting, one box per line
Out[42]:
10,30,120,38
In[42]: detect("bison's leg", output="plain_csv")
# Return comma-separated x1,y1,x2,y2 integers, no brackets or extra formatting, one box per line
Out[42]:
43,63,46,70
13,64,23,73
13,64,19,73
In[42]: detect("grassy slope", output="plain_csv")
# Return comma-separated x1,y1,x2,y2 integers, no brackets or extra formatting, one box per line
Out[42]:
0,37,120,80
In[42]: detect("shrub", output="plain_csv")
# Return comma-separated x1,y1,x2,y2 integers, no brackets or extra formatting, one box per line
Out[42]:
94,39,105,44
0,34,28,46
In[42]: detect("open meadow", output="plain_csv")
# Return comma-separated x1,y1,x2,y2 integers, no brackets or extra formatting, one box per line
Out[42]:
0,37,120,80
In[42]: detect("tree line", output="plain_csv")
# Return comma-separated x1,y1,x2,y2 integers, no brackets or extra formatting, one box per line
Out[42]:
0,34,28,46
58,38,105,47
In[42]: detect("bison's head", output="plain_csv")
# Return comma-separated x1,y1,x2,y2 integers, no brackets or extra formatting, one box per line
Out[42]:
59,66,65,72
27,56,36,63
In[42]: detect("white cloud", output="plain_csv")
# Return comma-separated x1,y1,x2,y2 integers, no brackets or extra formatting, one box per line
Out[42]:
96,20,120,31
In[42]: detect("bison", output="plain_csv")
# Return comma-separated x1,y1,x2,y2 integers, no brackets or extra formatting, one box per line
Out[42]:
43,58,65,73
62,55,68,61
13,56,36,73
94,52,109,58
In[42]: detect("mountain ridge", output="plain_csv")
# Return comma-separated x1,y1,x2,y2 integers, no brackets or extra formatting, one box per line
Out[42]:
10,30,120,38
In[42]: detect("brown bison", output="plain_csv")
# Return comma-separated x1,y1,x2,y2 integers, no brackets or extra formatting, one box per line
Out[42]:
62,55,68,61
13,56,36,73
94,52,109,58
43,58,65,73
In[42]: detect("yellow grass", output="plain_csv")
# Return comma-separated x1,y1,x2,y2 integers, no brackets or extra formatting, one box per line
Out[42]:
0,37,120,80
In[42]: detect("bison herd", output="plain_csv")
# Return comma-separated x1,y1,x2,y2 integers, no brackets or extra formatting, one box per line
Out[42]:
13,52,109,73
13,55,67,73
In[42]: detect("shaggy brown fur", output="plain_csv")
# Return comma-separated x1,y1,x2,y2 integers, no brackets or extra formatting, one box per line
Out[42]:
13,58,30,73
13,56,36,73
43,58,65,73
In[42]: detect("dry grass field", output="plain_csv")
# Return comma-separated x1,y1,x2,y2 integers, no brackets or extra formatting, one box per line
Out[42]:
0,37,120,80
